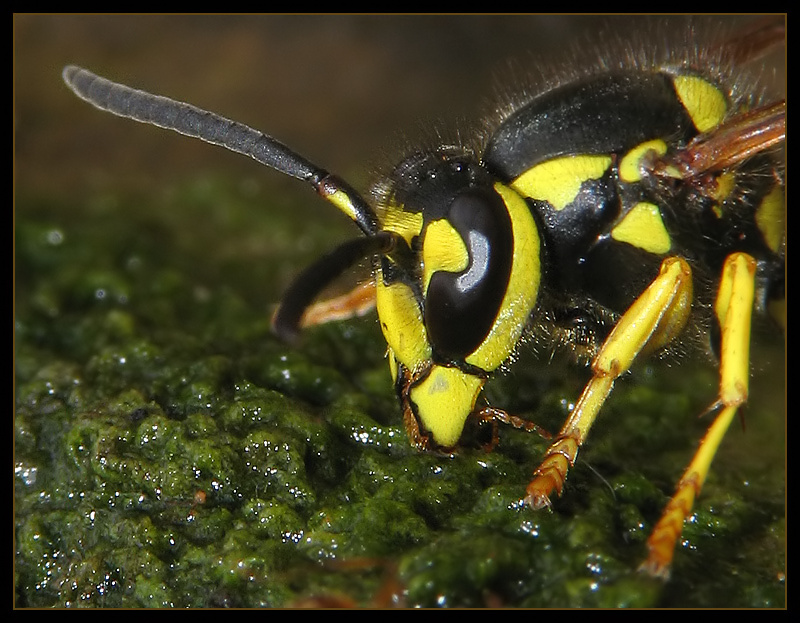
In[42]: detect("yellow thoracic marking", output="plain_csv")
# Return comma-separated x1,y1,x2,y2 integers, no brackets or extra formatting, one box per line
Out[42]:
465,182,540,371
711,172,737,218
410,365,485,447
620,139,668,183
512,154,612,210
375,271,430,372
422,219,469,294
611,202,671,255
672,75,727,133
755,184,785,254
381,206,424,247
712,171,736,203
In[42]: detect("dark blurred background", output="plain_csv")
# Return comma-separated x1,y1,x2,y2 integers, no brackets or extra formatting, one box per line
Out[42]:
15,15,781,201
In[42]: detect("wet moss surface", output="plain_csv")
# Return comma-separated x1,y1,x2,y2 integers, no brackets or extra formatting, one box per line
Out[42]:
15,177,785,608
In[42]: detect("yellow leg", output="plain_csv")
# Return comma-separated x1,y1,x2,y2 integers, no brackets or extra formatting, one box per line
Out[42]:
642,252,756,578
526,256,694,508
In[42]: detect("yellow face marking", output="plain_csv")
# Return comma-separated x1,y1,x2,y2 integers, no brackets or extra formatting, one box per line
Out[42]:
421,219,469,294
672,75,727,133
755,184,785,253
465,183,540,371
512,154,612,210
382,206,424,247
387,348,399,383
410,365,485,447
375,271,431,372
619,139,668,184
611,202,671,255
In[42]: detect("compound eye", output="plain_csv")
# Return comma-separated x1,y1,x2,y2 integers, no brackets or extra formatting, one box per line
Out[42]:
424,186,513,362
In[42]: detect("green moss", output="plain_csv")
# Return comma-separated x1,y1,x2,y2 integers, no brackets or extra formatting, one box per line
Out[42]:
15,179,785,607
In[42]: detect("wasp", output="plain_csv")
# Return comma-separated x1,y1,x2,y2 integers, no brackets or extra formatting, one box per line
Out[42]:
62,17,785,578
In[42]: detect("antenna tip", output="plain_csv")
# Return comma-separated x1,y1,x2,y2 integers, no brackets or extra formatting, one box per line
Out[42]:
62,64,81,85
